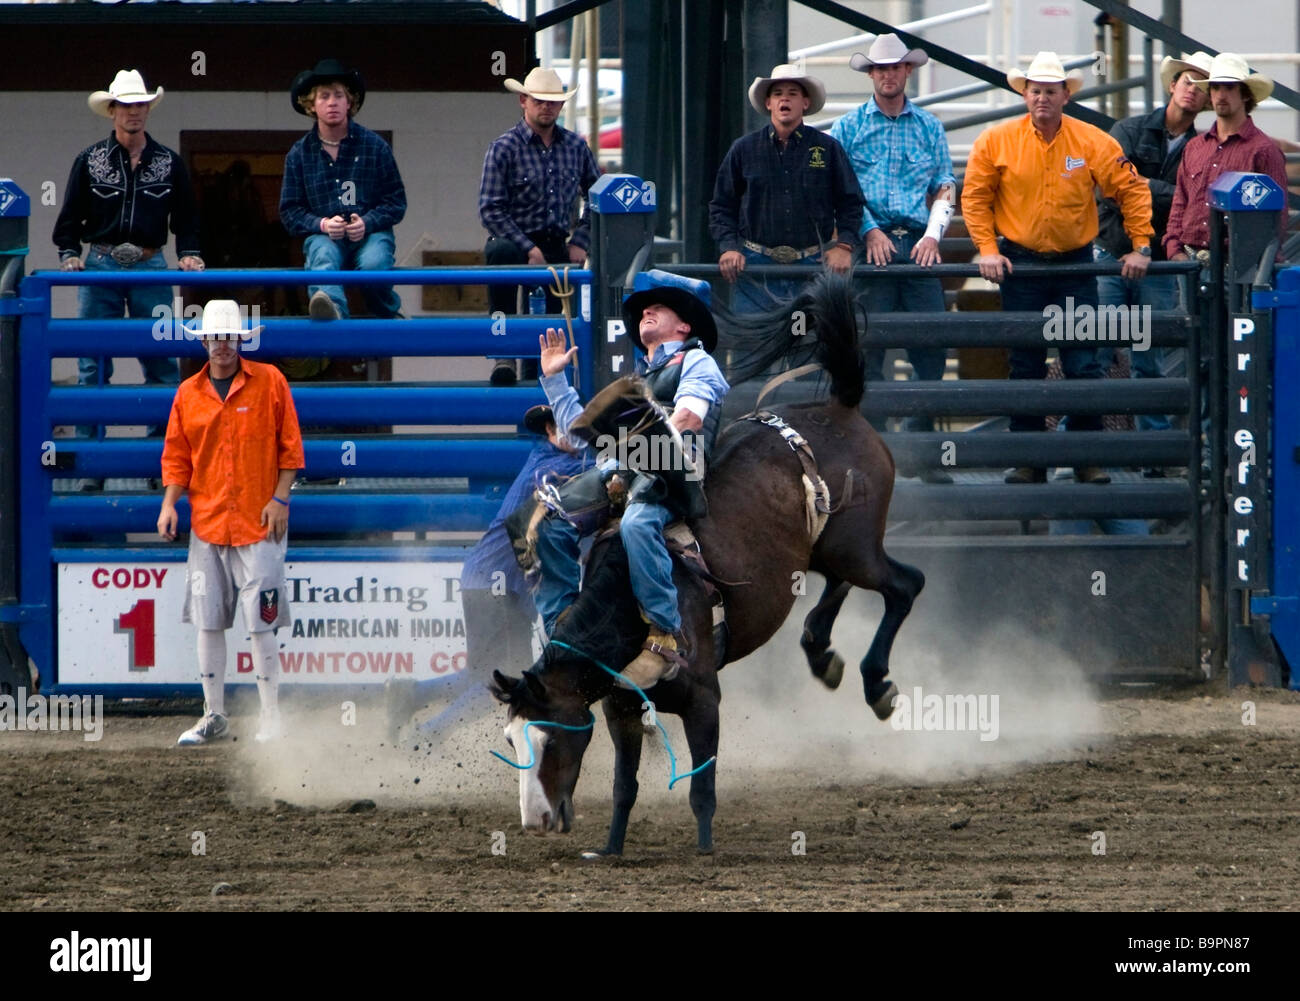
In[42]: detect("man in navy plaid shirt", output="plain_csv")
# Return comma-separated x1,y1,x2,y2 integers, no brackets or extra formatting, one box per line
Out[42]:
479,67,600,385
280,59,406,321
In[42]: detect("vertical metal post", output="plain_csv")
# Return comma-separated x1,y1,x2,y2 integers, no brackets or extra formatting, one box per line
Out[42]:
1212,172,1287,685
0,179,30,697
1111,0,1130,120
585,7,600,158
1160,0,1182,60
589,173,657,392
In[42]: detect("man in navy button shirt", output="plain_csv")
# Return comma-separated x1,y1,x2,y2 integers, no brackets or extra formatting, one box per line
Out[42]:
479,67,600,385
709,64,864,312
279,59,407,321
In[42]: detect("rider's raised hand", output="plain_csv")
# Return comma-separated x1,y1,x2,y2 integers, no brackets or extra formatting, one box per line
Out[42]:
538,327,578,376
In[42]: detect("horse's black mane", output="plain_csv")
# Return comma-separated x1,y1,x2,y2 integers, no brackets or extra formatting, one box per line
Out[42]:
715,271,867,407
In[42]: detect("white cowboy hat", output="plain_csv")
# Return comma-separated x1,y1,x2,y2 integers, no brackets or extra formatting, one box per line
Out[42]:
1159,51,1214,92
748,63,826,115
849,33,929,71
88,70,164,118
1007,52,1085,95
504,67,579,102
189,300,264,341
1192,52,1274,103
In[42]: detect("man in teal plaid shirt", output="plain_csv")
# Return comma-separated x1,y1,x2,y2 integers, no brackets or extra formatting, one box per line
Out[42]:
831,34,956,478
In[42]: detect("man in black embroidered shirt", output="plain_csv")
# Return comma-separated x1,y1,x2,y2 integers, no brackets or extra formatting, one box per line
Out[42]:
709,64,864,312
53,69,203,458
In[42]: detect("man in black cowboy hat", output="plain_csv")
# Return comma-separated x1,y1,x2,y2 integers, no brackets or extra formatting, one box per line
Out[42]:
279,58,407,321
534,271,729,690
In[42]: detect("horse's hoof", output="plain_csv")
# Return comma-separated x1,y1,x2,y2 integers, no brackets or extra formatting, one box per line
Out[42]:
697,844,714,856
818,652,844,690
869,681,899,721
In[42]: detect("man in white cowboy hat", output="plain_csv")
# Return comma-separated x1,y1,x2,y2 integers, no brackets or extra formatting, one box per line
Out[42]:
830,33,956,476
53,69,204,467
709,63,864,312
532,271,729,689
1164,53,1288,264
1091,52,1212,470
479,66,601,386
158,301,305,746
279,58,407,322
963,51,1153,486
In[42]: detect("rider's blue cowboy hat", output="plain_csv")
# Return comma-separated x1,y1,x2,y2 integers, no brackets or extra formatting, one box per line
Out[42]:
291,59,366,116
622,270,718,354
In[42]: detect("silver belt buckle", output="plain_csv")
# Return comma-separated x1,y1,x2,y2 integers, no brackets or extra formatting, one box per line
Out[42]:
768,245,800,264
110,242,144,266
890,227,910,238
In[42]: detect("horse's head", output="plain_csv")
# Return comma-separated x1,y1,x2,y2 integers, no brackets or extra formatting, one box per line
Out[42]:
489,667,594,834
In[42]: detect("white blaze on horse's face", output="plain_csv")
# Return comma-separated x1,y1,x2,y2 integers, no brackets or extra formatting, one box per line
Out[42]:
506,716,556,833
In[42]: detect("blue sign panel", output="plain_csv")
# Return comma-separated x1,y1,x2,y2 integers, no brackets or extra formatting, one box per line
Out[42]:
591,174,656,214
0,178,30,218
1208,172,1285,212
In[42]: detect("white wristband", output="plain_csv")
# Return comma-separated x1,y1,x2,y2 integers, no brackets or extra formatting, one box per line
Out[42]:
923,198,954,242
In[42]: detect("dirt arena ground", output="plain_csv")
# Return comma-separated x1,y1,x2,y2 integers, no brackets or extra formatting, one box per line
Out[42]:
3,649,1298,911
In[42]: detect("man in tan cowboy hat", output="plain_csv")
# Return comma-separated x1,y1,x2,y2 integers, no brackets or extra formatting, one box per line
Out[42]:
159,300,304,747
280,58,407,322
53,69,204,470
962,52,1153,486
1164,53,1288,263
831,34,956,474
709,63,864,312
479,66,601,386
1092,52,1212,469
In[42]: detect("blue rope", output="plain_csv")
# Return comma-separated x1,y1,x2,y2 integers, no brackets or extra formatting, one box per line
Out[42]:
548,639,716,789
489,713,596,770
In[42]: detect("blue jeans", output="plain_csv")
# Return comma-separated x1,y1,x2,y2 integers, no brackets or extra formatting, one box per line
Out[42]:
860,228,948,432
77,248,179,388
620,500,679,633
534,517,582,637
535,501,681,636
1094,246,1183,432
998,242,1104,433
303,230,401,318
731,248,819,315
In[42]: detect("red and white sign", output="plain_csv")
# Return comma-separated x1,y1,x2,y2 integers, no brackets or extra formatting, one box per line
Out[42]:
58,562,471,686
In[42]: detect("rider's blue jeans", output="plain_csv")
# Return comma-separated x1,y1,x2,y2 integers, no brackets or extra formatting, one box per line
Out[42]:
620,500,680,634
533,500,681,637
534,517,582,637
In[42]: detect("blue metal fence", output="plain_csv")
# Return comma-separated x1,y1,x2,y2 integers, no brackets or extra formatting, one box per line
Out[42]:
12,266,594,692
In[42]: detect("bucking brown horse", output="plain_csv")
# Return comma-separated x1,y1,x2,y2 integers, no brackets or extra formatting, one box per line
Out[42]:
490,272,924,855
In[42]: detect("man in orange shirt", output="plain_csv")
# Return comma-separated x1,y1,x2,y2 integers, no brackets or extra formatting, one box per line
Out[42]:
158,300,305,745
962,52,1154,484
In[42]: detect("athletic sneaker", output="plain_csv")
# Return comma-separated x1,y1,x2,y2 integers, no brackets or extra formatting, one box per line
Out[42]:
177,712,229,746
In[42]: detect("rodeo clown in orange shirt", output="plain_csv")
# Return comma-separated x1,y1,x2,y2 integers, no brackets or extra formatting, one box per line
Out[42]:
962,52,1153,486
157,300,305,747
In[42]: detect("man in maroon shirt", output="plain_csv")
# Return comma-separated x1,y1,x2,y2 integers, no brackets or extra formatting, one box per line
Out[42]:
1165,53,1288,261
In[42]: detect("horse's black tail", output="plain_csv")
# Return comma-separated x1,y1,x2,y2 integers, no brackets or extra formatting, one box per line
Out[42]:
714,271,865,408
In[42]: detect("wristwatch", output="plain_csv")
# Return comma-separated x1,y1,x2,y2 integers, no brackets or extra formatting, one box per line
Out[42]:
1137,245,1152,257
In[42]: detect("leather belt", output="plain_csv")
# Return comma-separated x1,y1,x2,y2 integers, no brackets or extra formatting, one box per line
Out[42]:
741,239,824,264
1183,244,1212,265
92,242,159,266
882,224,923,238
